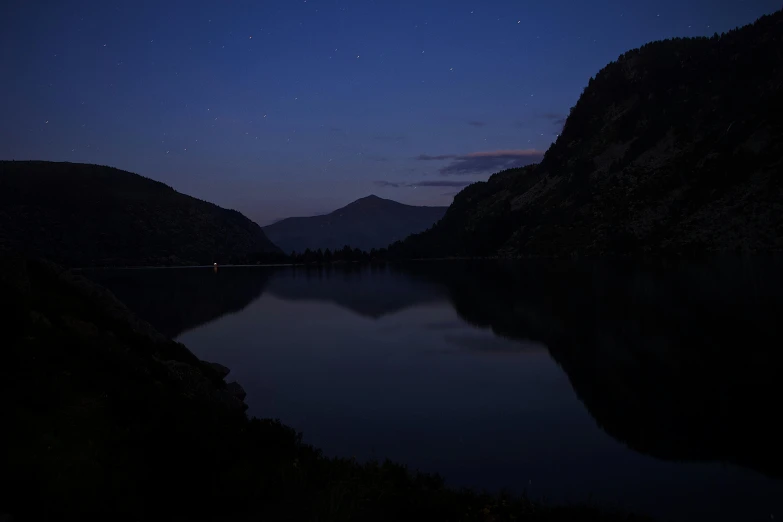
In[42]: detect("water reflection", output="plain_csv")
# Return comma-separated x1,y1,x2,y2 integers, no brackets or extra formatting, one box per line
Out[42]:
408,258,783,480
86,266,272,338
266,264,446,318
86,259,783,521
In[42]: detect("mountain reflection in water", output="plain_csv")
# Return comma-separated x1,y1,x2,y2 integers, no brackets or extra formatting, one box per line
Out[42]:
86,258,783,522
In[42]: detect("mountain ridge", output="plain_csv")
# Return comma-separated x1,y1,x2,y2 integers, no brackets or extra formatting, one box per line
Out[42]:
389,10,783,258
263,194,447,253
0,160,282,267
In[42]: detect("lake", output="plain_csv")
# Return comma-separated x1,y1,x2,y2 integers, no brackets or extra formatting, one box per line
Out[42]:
86,259,783,522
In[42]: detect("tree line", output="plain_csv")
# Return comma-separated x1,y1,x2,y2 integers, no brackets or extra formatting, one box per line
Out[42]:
287,245,389,265
243,245,389,265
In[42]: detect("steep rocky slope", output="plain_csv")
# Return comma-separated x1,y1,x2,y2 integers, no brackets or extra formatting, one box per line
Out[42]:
391,11,783,258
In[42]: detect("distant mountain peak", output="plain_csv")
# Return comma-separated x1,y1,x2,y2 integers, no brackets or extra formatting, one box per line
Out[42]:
343,194,397,210
263,196,448,252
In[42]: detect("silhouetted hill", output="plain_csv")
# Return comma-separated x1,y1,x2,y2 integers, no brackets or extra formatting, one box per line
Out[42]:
0,161,281,267
397,259,783,479
390,11,783,258
264,195,446,253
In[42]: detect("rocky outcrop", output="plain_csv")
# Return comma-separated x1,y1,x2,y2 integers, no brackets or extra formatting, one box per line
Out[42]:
207,362,231,378
226,381,247,401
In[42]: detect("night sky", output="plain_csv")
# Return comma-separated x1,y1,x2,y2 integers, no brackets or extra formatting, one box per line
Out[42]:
1,1,779,225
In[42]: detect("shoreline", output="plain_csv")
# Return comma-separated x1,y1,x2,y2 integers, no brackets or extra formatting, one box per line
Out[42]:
2,254,656,520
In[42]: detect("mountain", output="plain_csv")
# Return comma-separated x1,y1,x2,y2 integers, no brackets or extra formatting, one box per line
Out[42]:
263,195,447,253
0,161,282,267
389,11,783,258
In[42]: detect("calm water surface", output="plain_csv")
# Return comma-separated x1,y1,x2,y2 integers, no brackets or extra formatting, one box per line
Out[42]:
89,259,783,522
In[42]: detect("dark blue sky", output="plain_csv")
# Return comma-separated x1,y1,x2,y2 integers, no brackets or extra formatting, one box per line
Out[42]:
1,1,779,224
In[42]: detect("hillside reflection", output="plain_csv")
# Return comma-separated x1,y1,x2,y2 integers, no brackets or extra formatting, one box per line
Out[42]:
88,258,783,480
401,258,783,479
86,266,273,338
266,264,446,319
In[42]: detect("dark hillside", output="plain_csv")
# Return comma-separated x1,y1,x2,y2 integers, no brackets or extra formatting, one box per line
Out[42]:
391,10,783,258
0,161,281,267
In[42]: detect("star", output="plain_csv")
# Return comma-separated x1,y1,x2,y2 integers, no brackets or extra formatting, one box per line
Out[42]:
45,120,48,124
